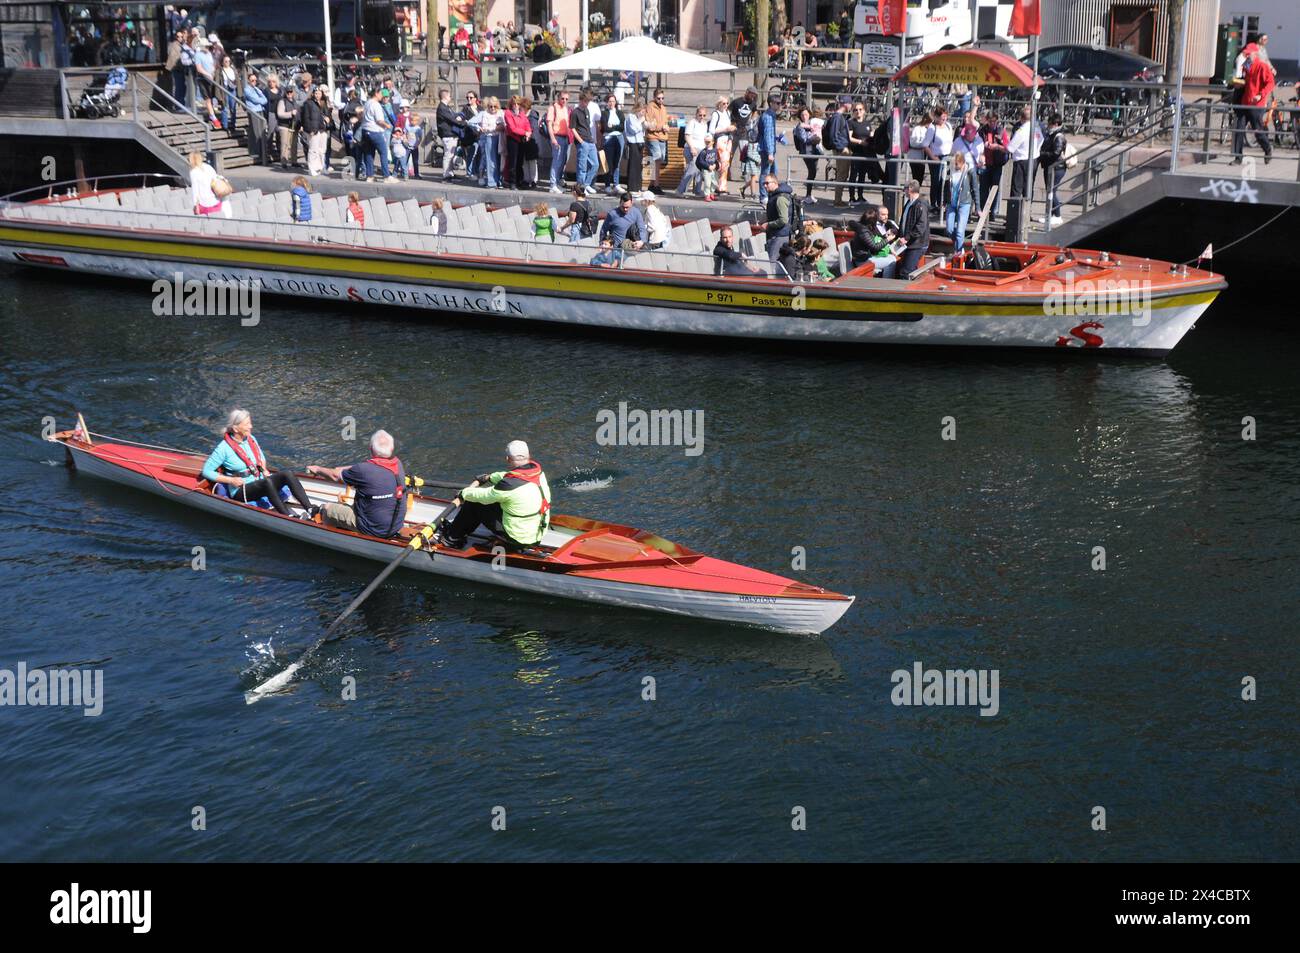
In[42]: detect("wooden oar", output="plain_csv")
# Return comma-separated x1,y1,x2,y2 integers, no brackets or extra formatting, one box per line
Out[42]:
244,524,437,704
969,184,999,249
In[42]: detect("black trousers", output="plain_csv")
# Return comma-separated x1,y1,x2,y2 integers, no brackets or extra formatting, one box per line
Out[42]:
505,136,525,187
1006,158,1035,239
1232,106,1273,157
231,470,313,515
801,154,818,196
624,141,643,193
898,244,926,278
444,501,508,542
848,151,868,201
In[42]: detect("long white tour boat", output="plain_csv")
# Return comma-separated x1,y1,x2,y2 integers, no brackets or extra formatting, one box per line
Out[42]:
48,423,855,636
2,175,1224,353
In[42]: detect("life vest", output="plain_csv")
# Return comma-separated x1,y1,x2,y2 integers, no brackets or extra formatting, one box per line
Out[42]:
357,456,404,501
357,456,405,538
503,460,550,518
221,433,268,478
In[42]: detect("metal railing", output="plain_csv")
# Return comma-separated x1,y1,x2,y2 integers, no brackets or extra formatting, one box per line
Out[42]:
0,171,182,205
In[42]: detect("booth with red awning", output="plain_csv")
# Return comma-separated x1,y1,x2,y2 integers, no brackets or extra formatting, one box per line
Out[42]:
891,49,1041,89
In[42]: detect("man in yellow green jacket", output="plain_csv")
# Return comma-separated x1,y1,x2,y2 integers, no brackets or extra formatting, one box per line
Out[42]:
438,440,552,548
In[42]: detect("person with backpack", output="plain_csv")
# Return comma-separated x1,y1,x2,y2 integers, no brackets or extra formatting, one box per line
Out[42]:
560,184,595,244
727,86,759,193
546,90,573,194
762,172,798,262
1037,112,1067,227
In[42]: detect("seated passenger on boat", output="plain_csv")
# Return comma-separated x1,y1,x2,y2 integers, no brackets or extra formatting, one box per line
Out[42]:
599,192,646,250
201,409,316,518
438,441,551,550
306,430,408,539
590,237,622,267
713,226,763,277
851,206,899,279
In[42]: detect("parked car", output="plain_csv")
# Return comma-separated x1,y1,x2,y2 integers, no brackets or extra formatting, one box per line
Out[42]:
1022,45,1164,82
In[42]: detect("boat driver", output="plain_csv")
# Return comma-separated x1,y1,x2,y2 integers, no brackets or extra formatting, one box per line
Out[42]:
437,441,551,550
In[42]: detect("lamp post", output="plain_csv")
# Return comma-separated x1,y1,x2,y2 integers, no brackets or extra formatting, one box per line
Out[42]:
1168,1,1190,174
322,0,335,98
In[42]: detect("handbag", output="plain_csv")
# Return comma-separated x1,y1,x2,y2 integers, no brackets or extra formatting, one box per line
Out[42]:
211,175,233,198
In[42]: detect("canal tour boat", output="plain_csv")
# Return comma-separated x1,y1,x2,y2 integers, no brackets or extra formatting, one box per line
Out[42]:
47,422,855,636
2,175,1225,353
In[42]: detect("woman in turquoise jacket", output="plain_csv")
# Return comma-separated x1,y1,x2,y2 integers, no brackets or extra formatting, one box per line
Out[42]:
201,408,316,517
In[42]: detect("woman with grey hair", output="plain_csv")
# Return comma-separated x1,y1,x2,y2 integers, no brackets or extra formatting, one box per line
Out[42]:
200,408,316,517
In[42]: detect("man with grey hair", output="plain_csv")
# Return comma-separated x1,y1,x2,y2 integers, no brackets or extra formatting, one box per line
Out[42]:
307,429,408,538
437,440,551,549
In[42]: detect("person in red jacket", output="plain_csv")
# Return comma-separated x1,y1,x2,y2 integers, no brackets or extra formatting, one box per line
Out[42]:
502,94,533,189
1233,40,1276,163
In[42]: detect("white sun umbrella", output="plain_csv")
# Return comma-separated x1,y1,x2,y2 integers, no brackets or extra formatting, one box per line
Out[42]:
529,35,735,75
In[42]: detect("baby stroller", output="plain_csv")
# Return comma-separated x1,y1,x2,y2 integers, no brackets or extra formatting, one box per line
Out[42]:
78,67,127,119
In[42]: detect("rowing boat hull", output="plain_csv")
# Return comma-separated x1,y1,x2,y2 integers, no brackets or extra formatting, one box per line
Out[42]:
0,219,1221,352
61,440,854,636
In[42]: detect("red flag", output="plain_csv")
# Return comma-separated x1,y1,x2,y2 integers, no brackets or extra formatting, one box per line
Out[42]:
1010,0,1042,37
878,0,907,37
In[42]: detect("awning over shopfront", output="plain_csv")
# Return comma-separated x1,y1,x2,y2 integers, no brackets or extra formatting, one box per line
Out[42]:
892,49,1040,88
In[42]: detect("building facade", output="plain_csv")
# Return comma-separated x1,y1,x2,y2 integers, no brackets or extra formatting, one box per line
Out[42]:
1219,0,1297,76
1041,0,1223,78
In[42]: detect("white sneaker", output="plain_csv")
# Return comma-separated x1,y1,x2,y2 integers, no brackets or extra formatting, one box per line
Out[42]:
584,186,598,196
1049,215,1063,227
384,176,398,183
548,185,563,194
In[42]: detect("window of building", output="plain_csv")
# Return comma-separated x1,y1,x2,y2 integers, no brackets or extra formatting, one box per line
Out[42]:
1229,13,1261,42
61,2,162,66
1,2,58,67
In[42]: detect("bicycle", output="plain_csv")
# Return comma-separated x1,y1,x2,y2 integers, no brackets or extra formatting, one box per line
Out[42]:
768,79,806,120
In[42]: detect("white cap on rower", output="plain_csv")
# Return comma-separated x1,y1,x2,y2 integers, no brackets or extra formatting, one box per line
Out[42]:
370,429,395,458
506,440,529,462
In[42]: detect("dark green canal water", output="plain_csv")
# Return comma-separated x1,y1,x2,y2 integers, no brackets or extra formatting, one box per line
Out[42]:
1,266,1295,861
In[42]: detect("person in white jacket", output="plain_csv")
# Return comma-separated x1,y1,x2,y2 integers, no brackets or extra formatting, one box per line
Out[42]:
639,192,671,249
